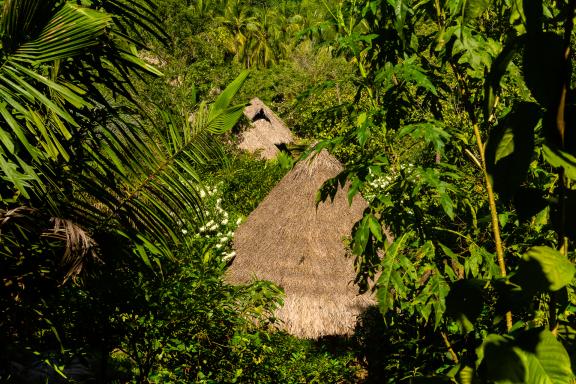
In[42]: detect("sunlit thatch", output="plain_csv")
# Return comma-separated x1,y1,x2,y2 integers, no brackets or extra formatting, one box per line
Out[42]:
238,98,293,159
227,149,374,338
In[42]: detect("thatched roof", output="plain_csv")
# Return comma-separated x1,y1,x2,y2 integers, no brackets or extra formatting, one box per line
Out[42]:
226,149,373,338
238,98,294,159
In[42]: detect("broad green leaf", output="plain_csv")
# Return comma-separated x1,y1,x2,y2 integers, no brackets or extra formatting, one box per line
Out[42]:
463,0,492,22
516,330,573,384
542,145,576,181
523,246,575,291
367,214,383,242
494,128,515,163
458,366,476,384
477,334,526,383
485,102,539,200
376,233,409,315
353,216,370,256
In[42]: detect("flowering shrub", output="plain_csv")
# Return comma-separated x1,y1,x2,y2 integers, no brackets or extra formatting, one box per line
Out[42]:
363,163,415,203
181,183,244,264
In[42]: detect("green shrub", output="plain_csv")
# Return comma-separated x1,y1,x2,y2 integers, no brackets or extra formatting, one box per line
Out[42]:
203,148,289,217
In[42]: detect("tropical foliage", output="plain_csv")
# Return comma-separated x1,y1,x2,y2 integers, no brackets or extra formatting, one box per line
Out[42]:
314,0,576,381
2,0,576,382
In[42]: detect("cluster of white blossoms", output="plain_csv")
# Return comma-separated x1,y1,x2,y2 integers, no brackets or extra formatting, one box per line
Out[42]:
367,174,395,190
363,163,416,202
199,185,218,199
191,184,244,262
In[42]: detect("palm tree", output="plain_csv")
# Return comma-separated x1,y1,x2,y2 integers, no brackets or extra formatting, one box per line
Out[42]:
247,8,282,68
0,1,249,378
0,0,248,290
218,0,256,67
0,0,246,270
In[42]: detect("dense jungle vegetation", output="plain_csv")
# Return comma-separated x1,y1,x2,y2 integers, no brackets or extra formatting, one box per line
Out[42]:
1,0,576,382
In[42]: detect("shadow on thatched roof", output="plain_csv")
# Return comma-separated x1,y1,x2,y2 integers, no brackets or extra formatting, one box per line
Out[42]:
238,98,294,159
226,149,375,338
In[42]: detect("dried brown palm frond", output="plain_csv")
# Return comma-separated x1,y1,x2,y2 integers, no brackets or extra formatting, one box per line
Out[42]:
0,206,38,227
1,206,99,282
41,218,100,283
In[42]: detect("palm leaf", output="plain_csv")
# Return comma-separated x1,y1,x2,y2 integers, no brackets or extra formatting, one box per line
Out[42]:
66,73,249,260
0,0,164,198
11,3,113,65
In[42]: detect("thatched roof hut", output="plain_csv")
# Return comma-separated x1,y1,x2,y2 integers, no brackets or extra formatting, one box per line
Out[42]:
226,149,373,338
238,98,294,159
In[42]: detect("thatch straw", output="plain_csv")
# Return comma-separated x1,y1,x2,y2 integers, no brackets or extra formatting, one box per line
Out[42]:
226,149,374,338
238,98,293,159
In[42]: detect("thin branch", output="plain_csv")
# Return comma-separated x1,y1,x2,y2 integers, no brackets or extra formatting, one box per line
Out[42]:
441,331,459,364
450,60,513,331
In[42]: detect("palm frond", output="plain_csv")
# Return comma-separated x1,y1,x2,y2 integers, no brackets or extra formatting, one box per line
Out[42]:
0,0,164,198
69,72,249,260
41,217,99,282
11,3,113,65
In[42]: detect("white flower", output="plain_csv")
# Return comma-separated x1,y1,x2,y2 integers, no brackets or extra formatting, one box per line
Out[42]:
222,251,236,262
206,220,214,227
221,219,228,225
216,198,222,204
215,244,222,249
236,218,242,225
181,229,188,234
199,226,206,232
227,231,233,237
220,237,228,243
210,224,218,231
223,211,229,218
200,190,206,198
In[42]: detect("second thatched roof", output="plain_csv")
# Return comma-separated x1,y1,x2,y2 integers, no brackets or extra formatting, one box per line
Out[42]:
238,98,294,159
226,149,374,338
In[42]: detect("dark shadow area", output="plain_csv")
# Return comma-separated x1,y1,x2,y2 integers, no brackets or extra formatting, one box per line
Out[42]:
351,306,454,383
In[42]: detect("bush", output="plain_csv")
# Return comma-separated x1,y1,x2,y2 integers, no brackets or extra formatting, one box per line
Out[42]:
202,148,289,217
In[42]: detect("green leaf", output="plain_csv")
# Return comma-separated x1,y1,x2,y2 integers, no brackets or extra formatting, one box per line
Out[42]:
209,70,249,121
367,214,383,242
477,334,527,383
494,128,515,163
485,102,539,200
398,121,450,153
11,3,112,64
353,216,370,256
517,330,573,384
376,233,410,315
479,330,574,384
523,246,575,291
458,366,476,384
484,36,526,119
542,145,576,181
463,0,492,23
